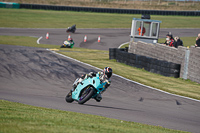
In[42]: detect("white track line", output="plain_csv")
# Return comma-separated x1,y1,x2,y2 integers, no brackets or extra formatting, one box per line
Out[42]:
37,36,43,44
118,42,129,48
47,49,200,103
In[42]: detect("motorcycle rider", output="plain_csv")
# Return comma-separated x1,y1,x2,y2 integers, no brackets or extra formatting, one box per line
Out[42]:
73,67,112,102
61,38,75,48
66,24,76,33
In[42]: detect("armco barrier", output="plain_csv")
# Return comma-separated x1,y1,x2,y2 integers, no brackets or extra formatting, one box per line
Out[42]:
109,48,181,78
19,4,200,16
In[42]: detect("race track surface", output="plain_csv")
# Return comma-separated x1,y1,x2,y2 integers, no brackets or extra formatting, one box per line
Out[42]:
0,28,200,132
0,28,199,50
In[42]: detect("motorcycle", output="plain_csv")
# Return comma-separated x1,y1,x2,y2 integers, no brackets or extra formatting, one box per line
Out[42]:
66,24,76,33
65,73,107,104
60,40,74,48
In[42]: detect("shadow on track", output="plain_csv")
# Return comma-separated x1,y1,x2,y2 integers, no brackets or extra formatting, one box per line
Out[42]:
82,103,143,112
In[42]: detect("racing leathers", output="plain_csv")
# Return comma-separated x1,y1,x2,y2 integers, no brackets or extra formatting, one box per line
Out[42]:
73,71,111,102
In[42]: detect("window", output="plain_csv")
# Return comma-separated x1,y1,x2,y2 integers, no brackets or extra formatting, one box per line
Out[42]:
151,23,158,37
135,21,142,36
143,22,151,36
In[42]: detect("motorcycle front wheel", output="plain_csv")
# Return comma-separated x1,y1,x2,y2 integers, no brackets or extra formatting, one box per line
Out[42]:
78,87,94,104
65,90,74,103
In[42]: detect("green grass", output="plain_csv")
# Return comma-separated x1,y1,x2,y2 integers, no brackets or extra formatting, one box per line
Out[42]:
0,36,60,49
0,8,200,28
0,100,188,133
0,35,200,100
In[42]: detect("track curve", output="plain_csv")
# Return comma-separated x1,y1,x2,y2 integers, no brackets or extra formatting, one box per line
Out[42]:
0,28,200,132
0,28,199,50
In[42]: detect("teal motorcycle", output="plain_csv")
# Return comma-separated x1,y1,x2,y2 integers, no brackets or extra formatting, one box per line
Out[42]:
65,73,106,104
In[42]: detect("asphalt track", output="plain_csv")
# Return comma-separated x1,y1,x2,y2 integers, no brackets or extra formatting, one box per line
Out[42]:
0,28,200,132
0,28,199,50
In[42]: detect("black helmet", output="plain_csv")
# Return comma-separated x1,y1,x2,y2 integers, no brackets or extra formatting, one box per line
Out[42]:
103,67,112,78
166,32,173,39
69,38,73,42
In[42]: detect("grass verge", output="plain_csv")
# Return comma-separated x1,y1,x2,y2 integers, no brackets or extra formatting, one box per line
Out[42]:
0,100,188,133
0,35,200,100
0,8,200,28
0,35,60,49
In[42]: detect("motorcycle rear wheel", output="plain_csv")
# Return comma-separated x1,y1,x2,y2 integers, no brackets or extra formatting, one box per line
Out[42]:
78,87,94,104
65,90,74,103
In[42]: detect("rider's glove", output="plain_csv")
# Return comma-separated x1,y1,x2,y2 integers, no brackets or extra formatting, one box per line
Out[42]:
88,72,95,78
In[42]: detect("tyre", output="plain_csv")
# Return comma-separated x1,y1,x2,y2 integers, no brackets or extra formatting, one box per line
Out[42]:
160,61,169,67
150,68,156,73
169,68,180,74
119,48,126,51
169,73,180,78
78,86,94,104
169,62,181,69
109,53,115,60
144,67,150,71
109,48,116,59
146,57,151,64
65,91,74,103
130,54,136,60
151,58,158,65
125,47,129,52
141,61,148,67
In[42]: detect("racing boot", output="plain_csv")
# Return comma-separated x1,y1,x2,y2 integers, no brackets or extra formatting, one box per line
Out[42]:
94,93,102,102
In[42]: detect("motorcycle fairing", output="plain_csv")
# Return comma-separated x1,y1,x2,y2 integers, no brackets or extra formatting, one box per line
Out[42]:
72,73,106,101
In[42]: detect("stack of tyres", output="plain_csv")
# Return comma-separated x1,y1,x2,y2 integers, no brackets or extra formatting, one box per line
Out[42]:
135,55,141,68
116,49,121,62
109,48,116,60
168,62,181,78
150,58,159,73
145,57,152,71
136,55,147,69
140,56,150,71
121,51,129,64
108,48,181,78
126,53,131,65
119,48,126,52
125,47,129,52
116,49,123,62
129,53,136,67
160,61,169,76
157,60,180,78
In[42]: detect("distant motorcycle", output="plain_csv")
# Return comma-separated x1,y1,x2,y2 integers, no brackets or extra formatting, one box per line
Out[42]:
60,40,75,48
65,73,107,104
66,24,76,33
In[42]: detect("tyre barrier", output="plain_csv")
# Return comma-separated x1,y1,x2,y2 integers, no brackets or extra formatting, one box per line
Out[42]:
109,48,116,60
109,48,181,78
19,4,200,16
